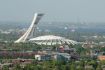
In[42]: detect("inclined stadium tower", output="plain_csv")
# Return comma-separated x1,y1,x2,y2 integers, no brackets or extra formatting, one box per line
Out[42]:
15,13,77,45
15,13,44,43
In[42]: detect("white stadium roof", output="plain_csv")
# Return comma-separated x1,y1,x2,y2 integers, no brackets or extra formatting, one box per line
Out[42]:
29,35,77,45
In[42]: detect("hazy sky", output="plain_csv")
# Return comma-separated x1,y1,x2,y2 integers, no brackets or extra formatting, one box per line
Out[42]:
0,0,105,22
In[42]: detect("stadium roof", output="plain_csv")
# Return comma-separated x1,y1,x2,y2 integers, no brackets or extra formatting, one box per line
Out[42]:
29,35,77,45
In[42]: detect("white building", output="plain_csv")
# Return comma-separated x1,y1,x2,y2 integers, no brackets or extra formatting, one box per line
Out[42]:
29,35,77,45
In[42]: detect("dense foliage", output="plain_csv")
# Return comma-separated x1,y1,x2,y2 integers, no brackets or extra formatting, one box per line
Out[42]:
1,60,105,70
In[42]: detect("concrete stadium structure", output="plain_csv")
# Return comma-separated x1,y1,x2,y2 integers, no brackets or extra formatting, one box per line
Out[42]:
29,35,77,45
15,13,77,45
15,13,44,43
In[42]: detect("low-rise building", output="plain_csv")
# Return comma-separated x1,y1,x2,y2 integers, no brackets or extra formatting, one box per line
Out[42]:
35,54,52,61
98,56,105,61
54,53,71,61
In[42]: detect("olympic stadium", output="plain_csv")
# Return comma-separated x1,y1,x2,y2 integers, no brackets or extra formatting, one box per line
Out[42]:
29,35,77,45
15,13,77,45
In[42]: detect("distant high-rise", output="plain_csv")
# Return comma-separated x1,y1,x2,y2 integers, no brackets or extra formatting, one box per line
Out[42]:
15,13,44,43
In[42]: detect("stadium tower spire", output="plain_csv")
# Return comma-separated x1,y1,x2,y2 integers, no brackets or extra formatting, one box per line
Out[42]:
15,13,44,43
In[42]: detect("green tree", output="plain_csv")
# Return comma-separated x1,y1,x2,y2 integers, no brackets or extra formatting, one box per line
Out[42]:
76,66,84,70
70,63,75,70
13,64,22,70
2,65,9,70
96,65,102,70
